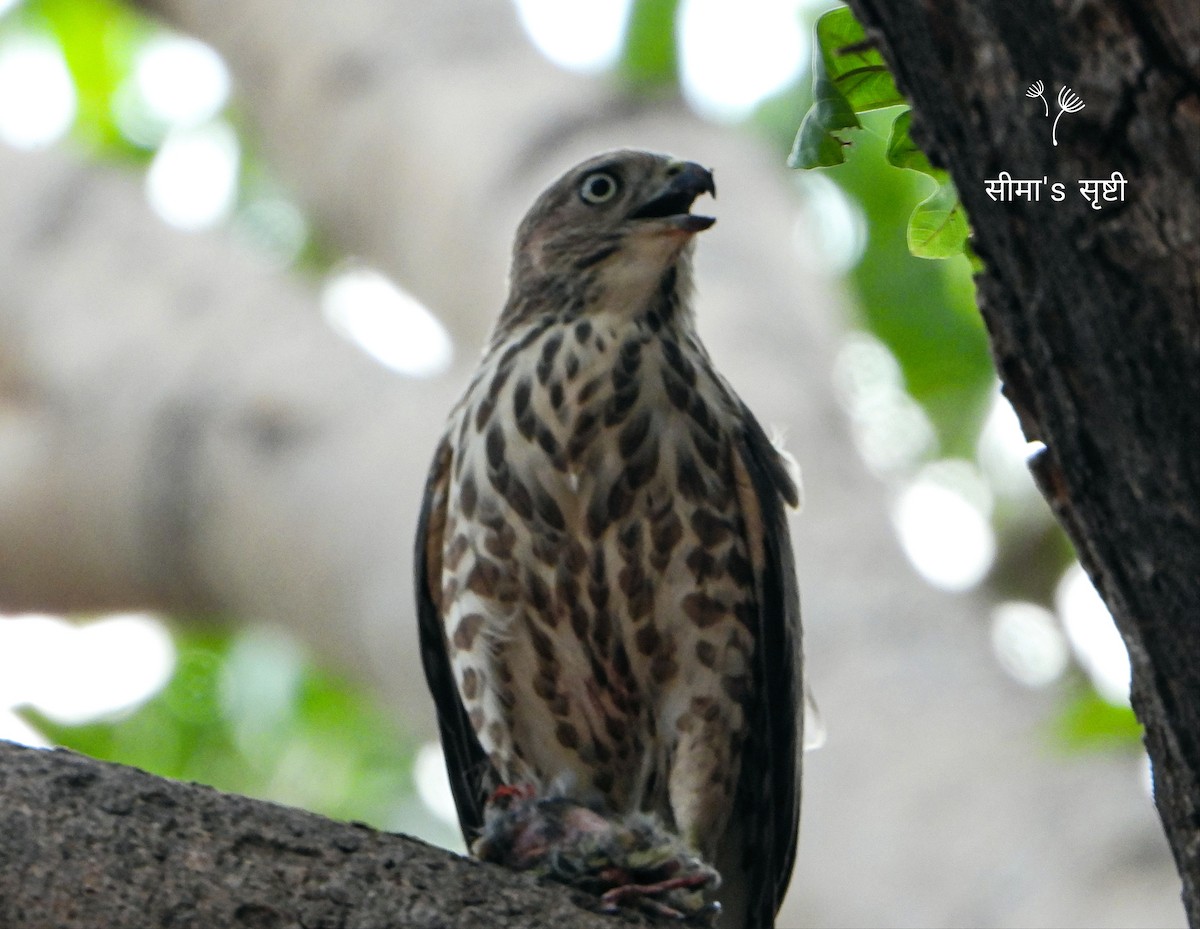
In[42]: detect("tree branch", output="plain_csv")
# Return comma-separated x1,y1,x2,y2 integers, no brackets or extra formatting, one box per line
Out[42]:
0,740,657,929
845,0,1200,919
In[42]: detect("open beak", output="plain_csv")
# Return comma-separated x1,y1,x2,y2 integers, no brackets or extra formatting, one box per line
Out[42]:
629,161,716,233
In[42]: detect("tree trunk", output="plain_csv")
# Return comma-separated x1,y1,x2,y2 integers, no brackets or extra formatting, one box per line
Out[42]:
0,740,656,929
845,0,1200,920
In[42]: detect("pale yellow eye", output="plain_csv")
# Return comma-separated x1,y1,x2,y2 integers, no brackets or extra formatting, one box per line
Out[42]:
579,171,619,205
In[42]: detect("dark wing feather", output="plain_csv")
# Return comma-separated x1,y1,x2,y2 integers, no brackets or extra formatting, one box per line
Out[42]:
414,437,496,845
731,406,802,929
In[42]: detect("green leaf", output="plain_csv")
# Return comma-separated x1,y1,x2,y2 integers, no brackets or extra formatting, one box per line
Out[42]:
814,6,904,112
908,177,970,259
789,6,904,168
884,109,933,175
886,110,973,261
618,0,679,89
788,70,860,168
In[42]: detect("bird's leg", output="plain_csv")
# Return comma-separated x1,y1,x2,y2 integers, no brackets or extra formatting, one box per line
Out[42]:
473,787,721,922
488,782,536,806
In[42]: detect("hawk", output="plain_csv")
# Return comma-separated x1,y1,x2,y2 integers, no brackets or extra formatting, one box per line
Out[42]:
416,150,802,928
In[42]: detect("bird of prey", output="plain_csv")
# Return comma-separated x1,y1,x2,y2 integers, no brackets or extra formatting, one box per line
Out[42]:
416,150,802,928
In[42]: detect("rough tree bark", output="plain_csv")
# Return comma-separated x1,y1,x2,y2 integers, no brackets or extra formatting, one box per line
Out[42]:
845,0,1200,920
0,740,655,929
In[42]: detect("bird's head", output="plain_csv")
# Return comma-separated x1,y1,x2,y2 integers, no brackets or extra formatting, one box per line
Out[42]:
502,150,716,327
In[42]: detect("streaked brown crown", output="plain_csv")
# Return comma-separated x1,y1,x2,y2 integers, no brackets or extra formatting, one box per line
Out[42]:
498,150,715,332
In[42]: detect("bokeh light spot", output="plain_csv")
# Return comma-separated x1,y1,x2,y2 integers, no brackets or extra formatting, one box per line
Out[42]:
678,0,807,122
0,612,175,731
514,0,631,72
833,332,935,477
415,740,460,827
145,121,240,230
0,33,76,149
322,265,453,378
894,460,996,591
990,601,1069,688
134,34,230,129
1057,563,1131,706
793,172,868,275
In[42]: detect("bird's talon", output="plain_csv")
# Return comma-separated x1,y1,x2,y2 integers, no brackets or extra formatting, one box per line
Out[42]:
600,884,686,919
599,872,713,916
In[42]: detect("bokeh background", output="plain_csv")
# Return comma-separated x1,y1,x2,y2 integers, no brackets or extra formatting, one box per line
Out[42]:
0,1,1183,926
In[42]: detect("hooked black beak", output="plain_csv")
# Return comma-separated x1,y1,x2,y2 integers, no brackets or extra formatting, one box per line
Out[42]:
629,161,716,233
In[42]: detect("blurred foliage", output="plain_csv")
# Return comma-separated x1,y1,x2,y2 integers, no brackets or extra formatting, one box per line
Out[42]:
741,4,992,455
821,109,991,454
618,0,679,89
22,626,427,832
775,6,1139,753
0,0,403,833
747,2,1132,750
2,0,319,266
1054,685,1143,753
24,0,149,158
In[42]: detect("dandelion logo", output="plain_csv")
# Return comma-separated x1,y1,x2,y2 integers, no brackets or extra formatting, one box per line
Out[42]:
1026,80,1048,116
1053,86,1085,146
991,82,1124,208
1026,80,1086,146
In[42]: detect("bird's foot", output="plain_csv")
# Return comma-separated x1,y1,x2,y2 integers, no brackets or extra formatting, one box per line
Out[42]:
600,871,720,922
471,788,720,924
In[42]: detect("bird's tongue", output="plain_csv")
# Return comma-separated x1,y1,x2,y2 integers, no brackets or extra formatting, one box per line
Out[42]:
669,214,717,233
